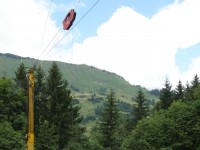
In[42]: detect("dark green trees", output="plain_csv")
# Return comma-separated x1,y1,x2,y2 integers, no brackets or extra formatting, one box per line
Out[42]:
125,88,149,134
46,62,84,149
34,65,46,132
122,99,200,150
184,75,200,102
122,76,200,149
158,78,173,110
99,90,119,150
14,62,28,92
0,78,26,149
133,88,149,125
174,80,185,101
14,62,86,149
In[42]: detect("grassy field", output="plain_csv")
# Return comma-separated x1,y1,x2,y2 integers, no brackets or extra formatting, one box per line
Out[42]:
0,53,159,132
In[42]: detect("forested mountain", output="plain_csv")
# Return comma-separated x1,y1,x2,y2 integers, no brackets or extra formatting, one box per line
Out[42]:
2,53,200,149
0,53,156,97
0,53,158,116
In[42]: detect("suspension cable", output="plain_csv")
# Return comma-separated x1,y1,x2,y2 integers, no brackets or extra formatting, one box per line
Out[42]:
37,27,62,61
74,0,81,10
38,0,53,59
44,0,101,57
33,0,101,66
38,0,82,61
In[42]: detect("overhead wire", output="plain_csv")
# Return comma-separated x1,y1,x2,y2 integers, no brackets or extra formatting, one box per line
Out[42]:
39,0,52,52
35,0,82,64
37,27,62,61
44,0,101,57
33,0,101,66
74,0,81,11
36,0,53,63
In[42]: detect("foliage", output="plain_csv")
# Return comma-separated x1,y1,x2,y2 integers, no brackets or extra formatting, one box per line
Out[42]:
0,53,157,103
149,89,160,97
122,99,200,150
174,80,185,101
185,75,200,102
2,56,200,149
98,90,120,150
0,121,25,150
14,62,28,92
35,121,58,150
46,62,85,149
133,88,149,123
0,78,26,149
34,65,46,134
157,78,173,110
126,88,149,132
116,100,132,112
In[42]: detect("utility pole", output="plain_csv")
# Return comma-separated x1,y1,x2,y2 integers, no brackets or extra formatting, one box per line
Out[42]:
26,68,35,150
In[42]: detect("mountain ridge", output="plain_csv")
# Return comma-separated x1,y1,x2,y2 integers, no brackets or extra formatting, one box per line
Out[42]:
0,52,158,104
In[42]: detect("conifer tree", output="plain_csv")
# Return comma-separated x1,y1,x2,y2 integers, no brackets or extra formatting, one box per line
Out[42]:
133,88,149,126
35,121,58,150
174,80,185,101
159,78,173,110
185,75,200,101
34,65,47,126
0,78,26,149
126,88,149,133
34,65,49,149
14,62,28,93
46,62,84,149
99,90,119,150
184,81,193,101
190,75,200,101
191,74,200,91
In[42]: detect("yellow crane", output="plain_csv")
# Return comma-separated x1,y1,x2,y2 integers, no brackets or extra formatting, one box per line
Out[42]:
26,68,35,150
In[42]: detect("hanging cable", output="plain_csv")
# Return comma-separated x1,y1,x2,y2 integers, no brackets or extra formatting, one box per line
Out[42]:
37,27,62,61
39,0,82,60
44,0,101,57
33,0,101,66
74,0,81,11
38,0,53,59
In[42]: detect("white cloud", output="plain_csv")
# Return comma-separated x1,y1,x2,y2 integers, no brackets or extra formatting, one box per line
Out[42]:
1,0,200,89
181,57,200,84
63,0,200,89
0,0,72,60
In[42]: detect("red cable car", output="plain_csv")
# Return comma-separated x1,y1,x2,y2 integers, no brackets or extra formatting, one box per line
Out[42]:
63,9,76,30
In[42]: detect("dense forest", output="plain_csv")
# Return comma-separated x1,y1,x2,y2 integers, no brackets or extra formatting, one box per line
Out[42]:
0,62,200,150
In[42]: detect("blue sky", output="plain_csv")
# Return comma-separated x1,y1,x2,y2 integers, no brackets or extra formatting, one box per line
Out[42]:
176,43,200,72
0,0,200,89
51,0,194,71
52,0,177,40
51,0,195,73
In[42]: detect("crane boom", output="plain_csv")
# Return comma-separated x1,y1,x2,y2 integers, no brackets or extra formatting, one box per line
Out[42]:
26,68,35,150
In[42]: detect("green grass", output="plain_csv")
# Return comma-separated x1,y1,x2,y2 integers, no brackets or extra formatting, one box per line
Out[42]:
0,53,159,132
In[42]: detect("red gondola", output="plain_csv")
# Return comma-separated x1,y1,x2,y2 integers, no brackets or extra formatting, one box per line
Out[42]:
63,9,76,30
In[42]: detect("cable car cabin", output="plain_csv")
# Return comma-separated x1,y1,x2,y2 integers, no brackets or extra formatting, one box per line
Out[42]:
63,9,76,30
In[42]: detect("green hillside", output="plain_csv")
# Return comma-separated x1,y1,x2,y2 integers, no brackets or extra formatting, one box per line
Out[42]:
0,53,158,121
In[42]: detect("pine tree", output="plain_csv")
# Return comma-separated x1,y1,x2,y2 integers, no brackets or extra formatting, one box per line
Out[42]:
184,81,192,101
35,121,58,150
191,74,200,91
0,78,26,149
46,62,84,149
99,90,119,150
185,75,200,101
34,66,46,138
133,88,149,126
159,78,173,110
174,80,185,101
191,75,200,101
14,62,28,93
